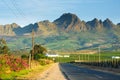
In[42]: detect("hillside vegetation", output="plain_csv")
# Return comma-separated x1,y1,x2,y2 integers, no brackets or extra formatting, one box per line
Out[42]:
0,13,120,51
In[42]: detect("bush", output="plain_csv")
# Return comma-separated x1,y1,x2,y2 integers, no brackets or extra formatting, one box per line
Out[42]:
38,59,53,65
0,54,29,73
34,54,41,60
34,54,46,60
21,54,28,59
0,38,10,54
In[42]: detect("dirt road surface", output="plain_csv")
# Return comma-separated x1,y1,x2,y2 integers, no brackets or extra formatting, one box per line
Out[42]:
36,63,67,80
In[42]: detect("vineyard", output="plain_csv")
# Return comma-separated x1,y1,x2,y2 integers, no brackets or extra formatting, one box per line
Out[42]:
55,51,120,70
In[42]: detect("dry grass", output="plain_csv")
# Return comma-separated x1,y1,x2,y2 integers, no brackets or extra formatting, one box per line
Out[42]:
18,63,54,79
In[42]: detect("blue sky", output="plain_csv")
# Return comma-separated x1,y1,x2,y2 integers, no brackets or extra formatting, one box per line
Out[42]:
0,0,120,27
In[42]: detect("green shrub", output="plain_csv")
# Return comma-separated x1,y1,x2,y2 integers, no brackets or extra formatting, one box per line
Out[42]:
34,54,41,60
34,54,46,60
38,59,53,65
39,59,46,65
21,54,28,59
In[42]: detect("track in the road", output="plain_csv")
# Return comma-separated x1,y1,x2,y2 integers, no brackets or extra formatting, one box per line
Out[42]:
59,63,120,80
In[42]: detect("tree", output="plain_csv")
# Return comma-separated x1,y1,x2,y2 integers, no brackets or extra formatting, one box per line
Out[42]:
0,38,9,54
30,44,47,60
2,46,9,54
34,44,47,54
0,38,7,47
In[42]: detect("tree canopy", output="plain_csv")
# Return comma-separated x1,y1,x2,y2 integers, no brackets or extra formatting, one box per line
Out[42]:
30,44,47,60
33,44,47,54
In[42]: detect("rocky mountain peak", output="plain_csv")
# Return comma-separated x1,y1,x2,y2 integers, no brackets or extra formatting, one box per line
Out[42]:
60,13,80,21
11,23,20,28
0,23,20,36
117,23,120,26
53,13,87,32
86,18,103,31
103,18,115,29
54,13,81,28
0,13,119,36
105,18,111,22
117,23,120,27
93,18,99,22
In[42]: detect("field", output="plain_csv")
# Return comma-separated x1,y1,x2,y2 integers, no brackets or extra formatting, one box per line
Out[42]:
54,51,120,63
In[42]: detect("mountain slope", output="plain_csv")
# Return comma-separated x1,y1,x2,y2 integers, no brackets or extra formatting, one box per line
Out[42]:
86,18,103,31
54,13,87,32
0,23,20,36
14,20,58,36
0,13,120,36
36,20,58,36
1,13,120,51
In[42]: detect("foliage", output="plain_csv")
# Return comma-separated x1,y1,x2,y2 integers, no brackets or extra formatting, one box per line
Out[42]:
34,54,40,60
1,46,9,54
0,54,29,74
0,38,9,54
33,44,47,54
0,53,53,79
31,44,47,60
0,38,7,46
34,54,46,60
38,59,53,65
21,54,28,59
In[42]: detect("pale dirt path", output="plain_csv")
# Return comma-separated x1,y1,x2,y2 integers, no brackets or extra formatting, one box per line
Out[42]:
36,63,67,80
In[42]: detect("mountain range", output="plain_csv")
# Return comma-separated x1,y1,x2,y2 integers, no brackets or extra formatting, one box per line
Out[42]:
0,13,120,36
1,13,120,51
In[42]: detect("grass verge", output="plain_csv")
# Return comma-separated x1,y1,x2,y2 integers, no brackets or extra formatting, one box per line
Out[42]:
0,63,54,80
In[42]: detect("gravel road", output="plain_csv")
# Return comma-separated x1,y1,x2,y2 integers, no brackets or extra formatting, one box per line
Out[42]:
36,63,67,80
